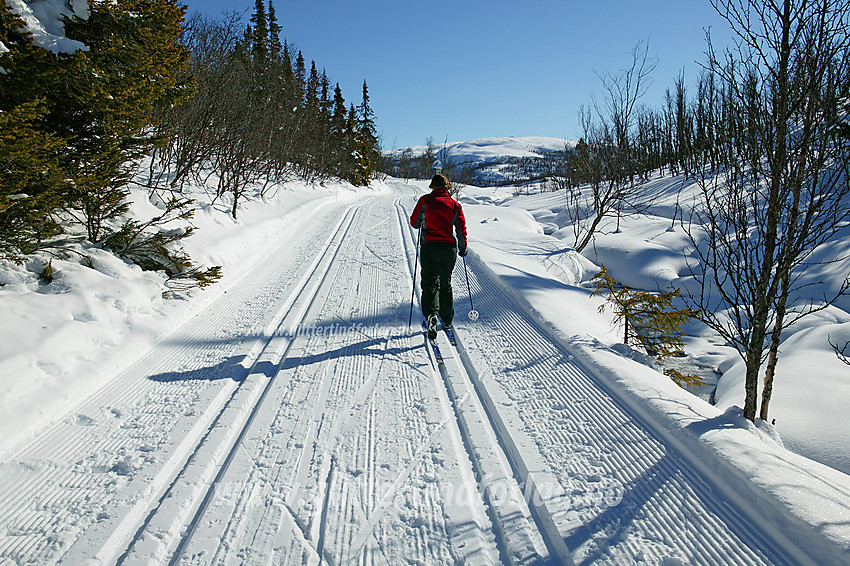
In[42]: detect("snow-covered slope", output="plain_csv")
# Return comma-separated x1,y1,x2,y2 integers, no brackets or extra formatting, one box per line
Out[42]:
0,172,382,458
389,136,572,163
385,136,574,186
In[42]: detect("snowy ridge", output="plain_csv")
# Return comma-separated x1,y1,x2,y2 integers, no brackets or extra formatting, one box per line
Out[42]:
385,136,573,186
388,136,572,164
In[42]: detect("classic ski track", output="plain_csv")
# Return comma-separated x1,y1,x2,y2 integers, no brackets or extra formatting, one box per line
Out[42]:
393,181,825,565
168,200,379,566
445,228,803,564
397,198,565,566
0,197,361,565
303,195,481,565
174,192,498,565
115,201,366,564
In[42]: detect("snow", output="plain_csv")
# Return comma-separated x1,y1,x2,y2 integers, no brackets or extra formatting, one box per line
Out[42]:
6,0,90,54
0,248,166,452
452,177,850,559
461,202,613,341
460,173,850,479
387,137,576,186
714,308,850,475
2,165,850,563
0,170,379,459
389,135,572,163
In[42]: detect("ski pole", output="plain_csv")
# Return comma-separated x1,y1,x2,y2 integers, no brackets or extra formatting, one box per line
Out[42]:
463,255,479,321
408,226,421,329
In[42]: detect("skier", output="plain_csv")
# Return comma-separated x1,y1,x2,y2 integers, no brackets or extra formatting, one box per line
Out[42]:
411,173,468,341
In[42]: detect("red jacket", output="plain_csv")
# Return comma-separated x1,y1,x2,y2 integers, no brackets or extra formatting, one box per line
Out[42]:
411,188,467,248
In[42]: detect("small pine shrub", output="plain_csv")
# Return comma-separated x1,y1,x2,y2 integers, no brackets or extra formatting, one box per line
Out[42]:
591,265,702,388
623,290,698,360
664,368,706,388
103,195,221,295
165,265,223,295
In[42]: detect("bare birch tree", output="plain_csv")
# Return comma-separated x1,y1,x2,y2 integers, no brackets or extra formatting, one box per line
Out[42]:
561,42,658,253
687,0,850,421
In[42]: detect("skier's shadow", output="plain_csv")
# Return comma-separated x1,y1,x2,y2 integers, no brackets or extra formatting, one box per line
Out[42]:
148,355,251,383
146,328,426,385
148,299,437,385
278,330,417,370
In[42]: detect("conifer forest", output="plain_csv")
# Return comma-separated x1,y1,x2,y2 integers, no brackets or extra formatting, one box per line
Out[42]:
0,0,381,273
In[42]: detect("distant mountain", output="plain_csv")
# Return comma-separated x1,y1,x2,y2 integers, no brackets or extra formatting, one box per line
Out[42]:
383,136,576,187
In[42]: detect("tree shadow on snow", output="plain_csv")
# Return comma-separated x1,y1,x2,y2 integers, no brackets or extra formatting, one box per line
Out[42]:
561,452,784,566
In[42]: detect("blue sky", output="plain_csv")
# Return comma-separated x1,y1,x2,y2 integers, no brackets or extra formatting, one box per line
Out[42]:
184,1,733,149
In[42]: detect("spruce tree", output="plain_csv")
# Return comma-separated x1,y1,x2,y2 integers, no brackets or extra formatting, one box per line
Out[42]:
306,63,320,115
316,70,332,176
345,104,363,185
353,80,380,184
303,61,321,169
249,0,269,61
267,1,282,57
330,83,348,177
294,51,306,101
0,4,70,258
281,40,294,84
0,100,67,258
59,0,192,241
591,265,702,387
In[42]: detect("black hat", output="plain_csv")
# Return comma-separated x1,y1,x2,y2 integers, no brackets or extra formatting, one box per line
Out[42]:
429,173,451,190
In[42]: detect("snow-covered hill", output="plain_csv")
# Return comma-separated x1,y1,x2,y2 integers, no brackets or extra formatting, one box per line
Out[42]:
389,136,572,163
385,136,574,186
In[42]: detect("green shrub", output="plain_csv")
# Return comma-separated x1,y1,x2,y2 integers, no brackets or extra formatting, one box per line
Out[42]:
103,196,220,294
591,265,702,387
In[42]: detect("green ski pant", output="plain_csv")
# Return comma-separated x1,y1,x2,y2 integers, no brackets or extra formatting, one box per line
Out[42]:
420,242,457,326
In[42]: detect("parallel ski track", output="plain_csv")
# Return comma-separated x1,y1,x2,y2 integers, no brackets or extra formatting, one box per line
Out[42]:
0,198,363,565
114,201,366,564
174,192,497,565
441,219,804,564
396,202,548,565
393,181,821,565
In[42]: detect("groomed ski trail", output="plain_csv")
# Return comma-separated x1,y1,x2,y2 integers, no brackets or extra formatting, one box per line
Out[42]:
0,182,841,565
395,178,835,566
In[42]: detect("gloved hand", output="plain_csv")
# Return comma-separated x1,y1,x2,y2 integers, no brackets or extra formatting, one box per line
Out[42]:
458,246,468,257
